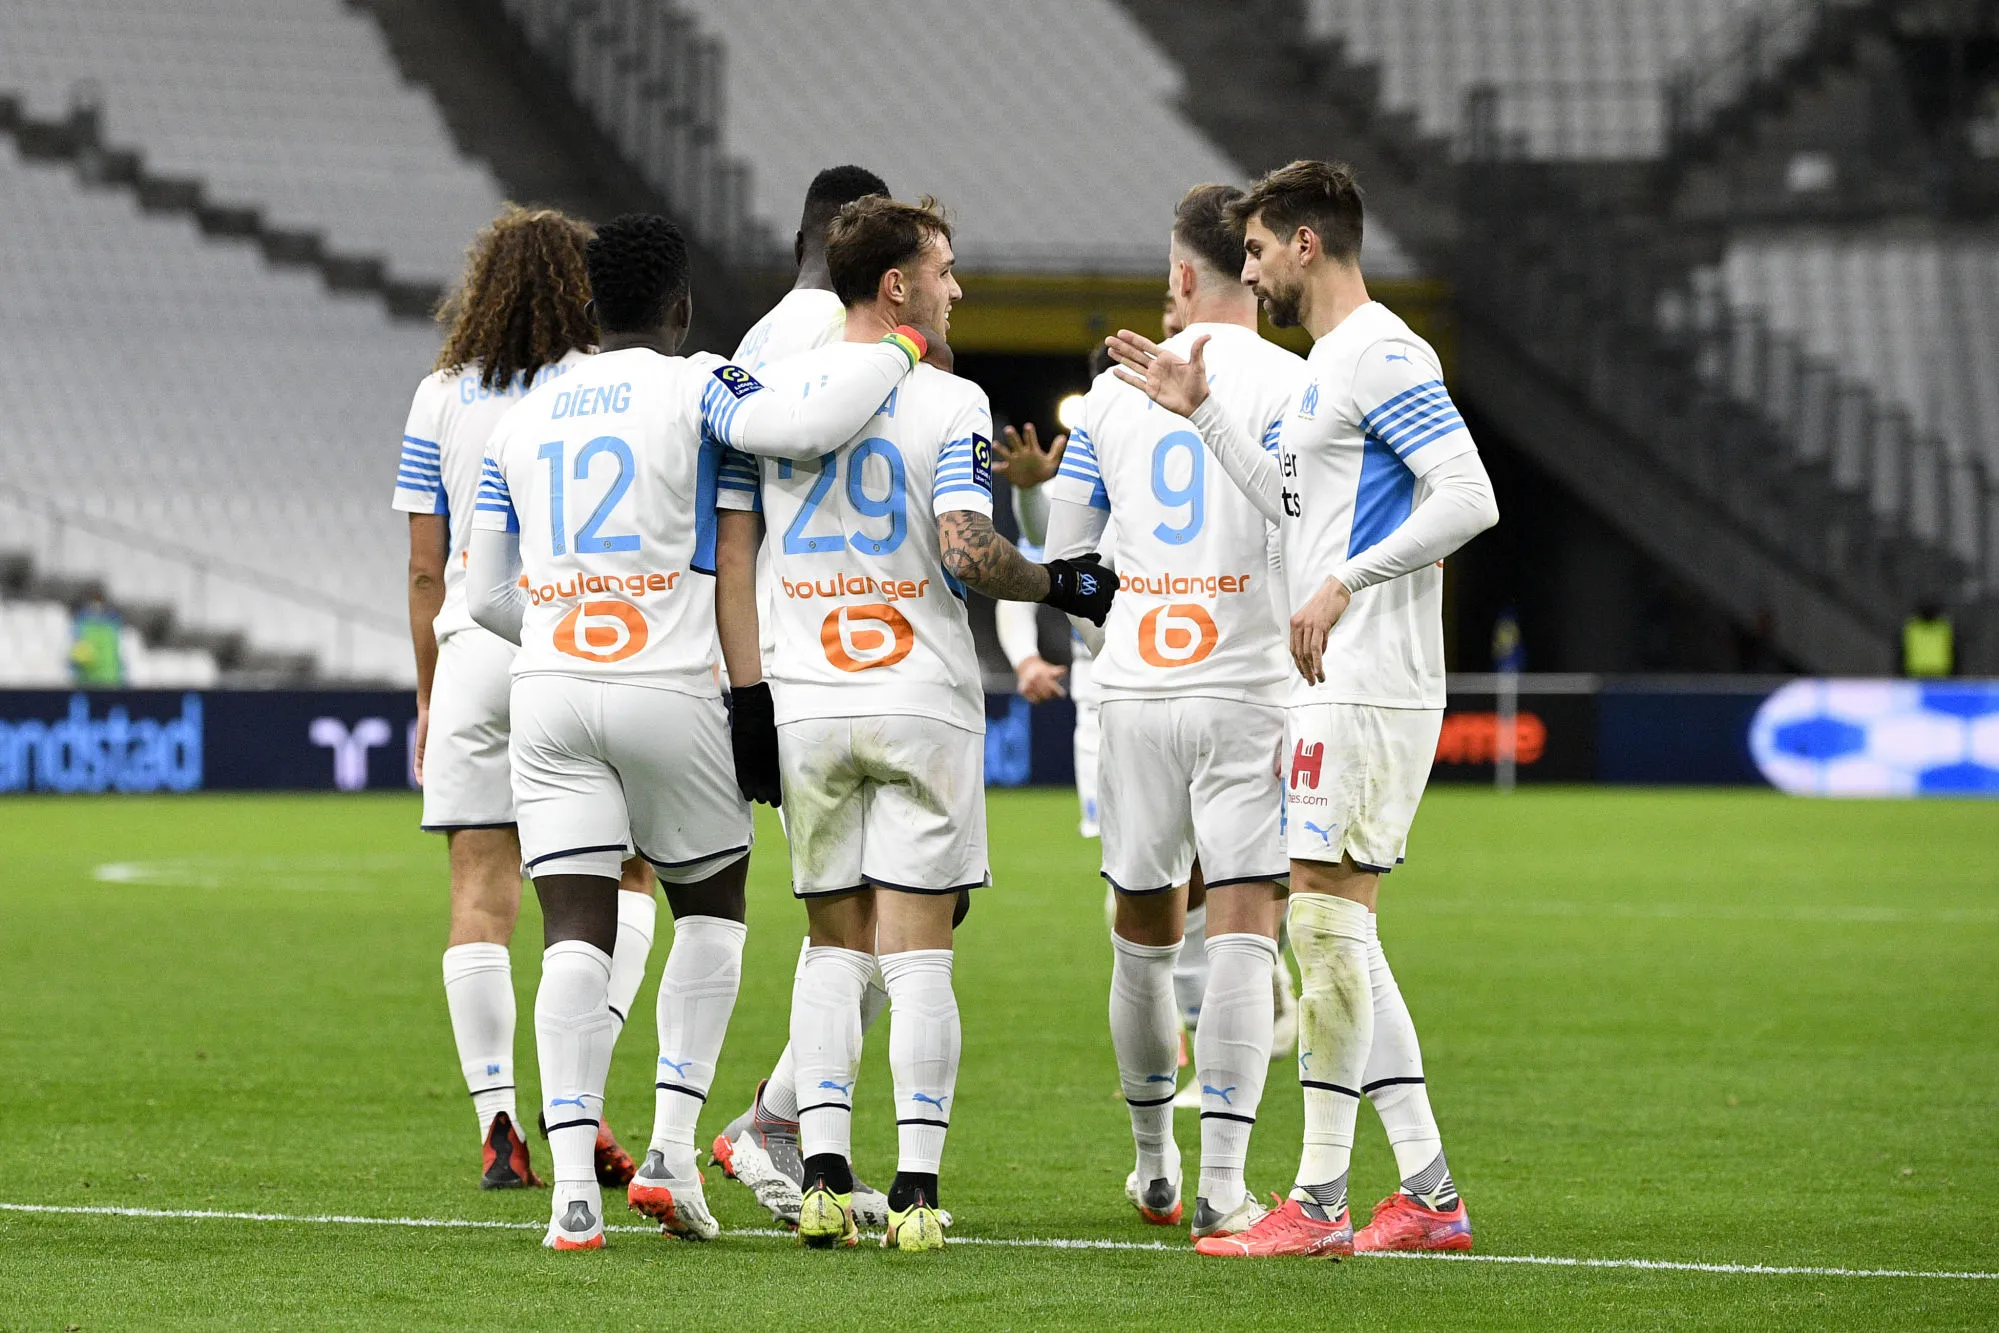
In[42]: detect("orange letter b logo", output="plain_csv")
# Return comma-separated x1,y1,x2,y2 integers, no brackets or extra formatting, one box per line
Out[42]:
553,599,649,662
821,603,916,672
1137,603,1219,669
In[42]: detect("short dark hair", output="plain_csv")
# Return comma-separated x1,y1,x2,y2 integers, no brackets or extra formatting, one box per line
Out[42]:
1172,183,1247,278
824,196,953,308
585,213,688,334
800,165,889,242
1226,160,1364,264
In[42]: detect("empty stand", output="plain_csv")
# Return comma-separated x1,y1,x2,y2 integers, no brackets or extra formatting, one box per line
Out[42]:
0,0,505,284
0,141,431,683
511,0,1303,273
1309,0,1798,158
0,599,217,688
1689,230,1999,582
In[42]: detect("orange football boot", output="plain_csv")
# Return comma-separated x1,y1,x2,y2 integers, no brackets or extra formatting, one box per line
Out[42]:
595,1121,636,1188
1193,1193,1353,1258
1355,1193,1472,1253
480,1111,545,1190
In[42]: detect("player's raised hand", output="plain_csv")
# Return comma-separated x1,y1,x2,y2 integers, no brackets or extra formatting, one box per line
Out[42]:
1106,330,1210,418
1290,576,1352,686
995,422,1067,490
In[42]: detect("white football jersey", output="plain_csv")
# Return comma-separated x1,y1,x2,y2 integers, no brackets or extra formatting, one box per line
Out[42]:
1277,302,1479,709
733,288,850,671
1049,324,1298,705
392,352,590,641
755,354,995,733
472,347,759,694
735,287,845,370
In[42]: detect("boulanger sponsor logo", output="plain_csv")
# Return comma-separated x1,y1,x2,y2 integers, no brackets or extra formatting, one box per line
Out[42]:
1750,679,1999,796
821,603,916,672
1137,603,1219,669
527,570,680,606
0,694,202,793
782,572,931,603
553,599,650,662
1119,571,1257,597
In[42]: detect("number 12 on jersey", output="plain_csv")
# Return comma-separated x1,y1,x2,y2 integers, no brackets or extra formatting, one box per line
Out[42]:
536,436,642,556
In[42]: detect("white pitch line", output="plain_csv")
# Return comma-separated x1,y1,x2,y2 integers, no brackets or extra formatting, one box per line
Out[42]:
3,1202,1994,1280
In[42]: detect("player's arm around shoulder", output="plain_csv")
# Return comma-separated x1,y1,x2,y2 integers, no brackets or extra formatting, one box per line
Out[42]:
706,329,925,460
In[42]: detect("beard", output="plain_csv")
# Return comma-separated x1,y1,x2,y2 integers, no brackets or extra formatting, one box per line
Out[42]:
1258,280,1303,329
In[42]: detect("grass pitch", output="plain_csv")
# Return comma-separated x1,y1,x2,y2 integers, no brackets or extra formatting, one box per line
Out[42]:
1,787,1995,1330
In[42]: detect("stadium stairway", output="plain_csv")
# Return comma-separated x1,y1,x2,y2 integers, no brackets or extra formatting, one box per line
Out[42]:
1118,0,1994,672
0,93,441,322
1666,2,1999,224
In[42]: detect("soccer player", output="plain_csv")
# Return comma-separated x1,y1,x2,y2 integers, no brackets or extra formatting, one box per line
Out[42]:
709,165,904,1230
742,196,1114,1251
991,421,1103,835
735,165,890,372
464,212,930,1250
1107,161,1498,1258
395,205,655,1192
1045,184,1303,1243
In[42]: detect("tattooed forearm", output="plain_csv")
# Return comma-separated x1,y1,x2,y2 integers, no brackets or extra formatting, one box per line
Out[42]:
937,509,1052,603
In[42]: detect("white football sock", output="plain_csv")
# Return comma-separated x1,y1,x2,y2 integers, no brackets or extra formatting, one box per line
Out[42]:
1363,914,1458,1209
762,941,891,1125
648,915,747,1176
880,949,960,1176
534,940,617,1206
1173,902,1209,1030
791,945,877,1166
1109,931,1182,1184
442,942,516,1138
606,889,657,1037
1290,894,1373,1215
1196,933,1278,1212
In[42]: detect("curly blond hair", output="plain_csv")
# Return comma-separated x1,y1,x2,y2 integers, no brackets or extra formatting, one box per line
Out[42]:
435,204,597,391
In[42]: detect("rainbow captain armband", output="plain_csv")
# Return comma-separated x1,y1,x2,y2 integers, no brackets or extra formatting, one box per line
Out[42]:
882,324,928,368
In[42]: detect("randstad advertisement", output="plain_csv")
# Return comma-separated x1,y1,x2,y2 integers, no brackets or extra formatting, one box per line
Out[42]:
0,692,418,794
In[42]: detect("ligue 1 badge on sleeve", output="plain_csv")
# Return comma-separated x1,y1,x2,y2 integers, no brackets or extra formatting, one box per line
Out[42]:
712,364,765,400
971,434,993,489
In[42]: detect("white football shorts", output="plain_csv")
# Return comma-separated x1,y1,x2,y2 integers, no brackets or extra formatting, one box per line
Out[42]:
1097,696,1287,894
420,628,518,830
777,714,989,897
509,674,752,882
1283,702,1443,872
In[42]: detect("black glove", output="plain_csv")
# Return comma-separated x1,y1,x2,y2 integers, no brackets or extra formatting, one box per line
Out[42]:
728,682,782,807
1042,554,1116,626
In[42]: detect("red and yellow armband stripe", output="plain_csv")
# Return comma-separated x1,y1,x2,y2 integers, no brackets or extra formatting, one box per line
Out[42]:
882,324,928,368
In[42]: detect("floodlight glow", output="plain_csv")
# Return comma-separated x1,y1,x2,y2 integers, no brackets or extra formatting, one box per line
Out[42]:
1056,393,1086,432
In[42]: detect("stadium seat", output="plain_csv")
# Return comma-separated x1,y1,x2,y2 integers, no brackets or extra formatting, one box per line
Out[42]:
0,0,505,283
1307,0,1793,158
504,0,1425,273
0,140,431,683
1694,231,1999,577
